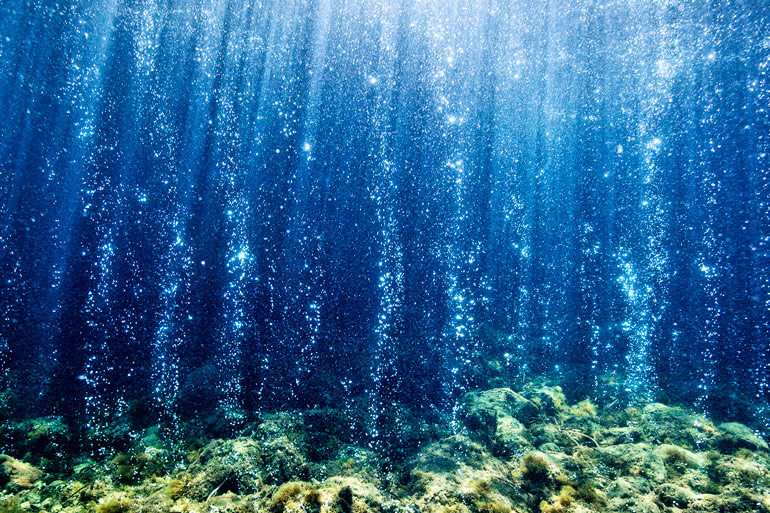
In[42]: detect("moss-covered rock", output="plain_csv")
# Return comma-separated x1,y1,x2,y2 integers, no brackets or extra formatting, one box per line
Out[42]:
638,403,720,450
0,455,42,490
185,438,264,501
0,379,768,513
461,388,536,456
717,422,769,453
593,443,666,483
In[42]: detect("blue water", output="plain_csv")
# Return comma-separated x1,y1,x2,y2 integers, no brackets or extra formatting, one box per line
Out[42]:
0,0,768,450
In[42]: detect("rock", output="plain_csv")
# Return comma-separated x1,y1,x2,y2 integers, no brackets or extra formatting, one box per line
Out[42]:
260,434,309,484
640,403,720,450
0,417,72,472
593,444,666,484
656,482,697,507
407,434,487,473
608,494,660,513
690,492,770,513
528,386,569,418
538,442,560,452
655,444,705,482
461,388,534,455
605,478,637,499
25,417,70,452
321,477,390,513
708,454,769,487
717,422,769,453
600,426,643,445
184,425,310,502
185,438,264,500
255,414,310,484
463,388,540,427
0,454,43,489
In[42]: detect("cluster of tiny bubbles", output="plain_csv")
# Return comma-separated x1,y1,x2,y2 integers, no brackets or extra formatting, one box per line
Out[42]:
0,0,767,464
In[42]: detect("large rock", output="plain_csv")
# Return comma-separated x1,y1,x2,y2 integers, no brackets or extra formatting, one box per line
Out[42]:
254,414,310,484
717,422,769,453
183,418,312,501
639,403,720,450
0,455,43,489
461,388,535,456
185,438,264,500
260,434,310,485
656,482,697,508
407,434,487,473
593,443,666,485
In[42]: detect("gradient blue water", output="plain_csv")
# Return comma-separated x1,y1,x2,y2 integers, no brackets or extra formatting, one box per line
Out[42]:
0,0,768,448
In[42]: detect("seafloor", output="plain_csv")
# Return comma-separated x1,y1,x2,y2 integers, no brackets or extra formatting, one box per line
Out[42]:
1,376,769,513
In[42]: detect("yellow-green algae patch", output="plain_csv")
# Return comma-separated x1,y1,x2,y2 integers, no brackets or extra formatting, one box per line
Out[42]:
0,383,768,513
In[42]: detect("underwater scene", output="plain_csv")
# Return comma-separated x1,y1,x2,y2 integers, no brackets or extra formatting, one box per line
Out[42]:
1,0,770,512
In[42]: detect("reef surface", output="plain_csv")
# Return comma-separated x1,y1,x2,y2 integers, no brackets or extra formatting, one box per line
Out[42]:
1,382,768,513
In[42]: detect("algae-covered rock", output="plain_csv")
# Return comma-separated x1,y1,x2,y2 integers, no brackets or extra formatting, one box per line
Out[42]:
24,417,70,452
605,477,637,500
405,433,521,513
208,491,256,513
0,380,768,513
599,426,643,446
319,444,384,487
322,476,392,512
0,454,43,489
461,388,535,456
407,434,487,474
655,444,705,480
708,453,770,487
108,446,170,484
528,386,569,419
0,417,72,473
260,434,309,485
717,422,769,453
639,403,720,450
185,438,264,500
656,482,697,507
463,389,540,427
266,481,309,513
607,494,661,513
94,492,134,513
593,443,666,484
253,413,311,484
513,451,571,508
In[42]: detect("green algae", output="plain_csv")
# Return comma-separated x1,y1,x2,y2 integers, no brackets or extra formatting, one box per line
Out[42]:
0,381,768,513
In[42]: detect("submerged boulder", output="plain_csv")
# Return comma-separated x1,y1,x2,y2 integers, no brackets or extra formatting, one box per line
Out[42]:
254,413,310,484
638,403,720,450
0,454,43,489
185,438,264,500
717,422,769,453
656,482,697,508
461,388,535,456
0,417,72,472
182,415,313,501
593,443,666,484
407,434,488,474
260,433,310,485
